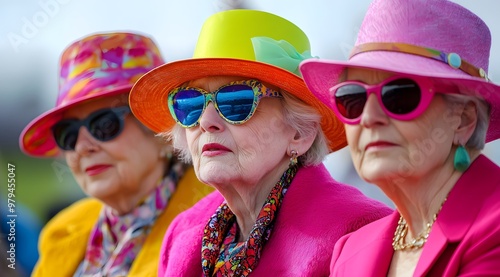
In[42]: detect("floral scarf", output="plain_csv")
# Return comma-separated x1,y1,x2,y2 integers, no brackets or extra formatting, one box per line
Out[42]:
75,161,185,277
201,164,298,277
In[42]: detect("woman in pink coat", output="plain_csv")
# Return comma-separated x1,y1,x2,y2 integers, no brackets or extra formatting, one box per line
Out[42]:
129,9,392,276
300,0,500,276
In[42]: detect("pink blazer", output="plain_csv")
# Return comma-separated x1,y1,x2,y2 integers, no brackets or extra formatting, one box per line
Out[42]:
158,164,393,276
330,155,500,276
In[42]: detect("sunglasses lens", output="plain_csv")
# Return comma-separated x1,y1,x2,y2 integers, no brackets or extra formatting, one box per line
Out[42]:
216,85,255,122
382,79,421,115
52,108,127,151
52,121,80,150
89,111,122,141
335,84,367,120
172,89,205,126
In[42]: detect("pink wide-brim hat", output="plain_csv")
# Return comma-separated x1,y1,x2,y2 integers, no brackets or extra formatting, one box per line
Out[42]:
300,0,500,143
19,32,164,157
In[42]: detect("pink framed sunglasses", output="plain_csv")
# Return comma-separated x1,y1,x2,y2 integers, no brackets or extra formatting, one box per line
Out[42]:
330,76,437,124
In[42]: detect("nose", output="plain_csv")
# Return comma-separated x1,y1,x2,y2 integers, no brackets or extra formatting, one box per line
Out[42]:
73,127,99,155
199,103,225,133
359,93,389,127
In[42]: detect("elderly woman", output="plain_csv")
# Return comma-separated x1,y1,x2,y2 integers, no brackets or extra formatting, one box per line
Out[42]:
129,10,392,276
300,0,500,276
19,32,210,277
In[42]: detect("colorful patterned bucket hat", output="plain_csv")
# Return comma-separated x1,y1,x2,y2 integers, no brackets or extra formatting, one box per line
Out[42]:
300,0,500,142
129,9,346,152
20,32,164,157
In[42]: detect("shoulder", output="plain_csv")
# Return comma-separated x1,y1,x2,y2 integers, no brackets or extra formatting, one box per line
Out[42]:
40,198,102,240
286,164,393,230
269,164,393,258
332,213,396,257
443,155,500,235
42,198,102,230
458,162,500,237
35,198,102,276
338,212,396,245
328,214,396,276
464,155,500,182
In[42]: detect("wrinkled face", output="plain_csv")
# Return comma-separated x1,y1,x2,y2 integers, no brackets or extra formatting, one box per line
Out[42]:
343,68,460,184
62,95,164,202
183,76,296,188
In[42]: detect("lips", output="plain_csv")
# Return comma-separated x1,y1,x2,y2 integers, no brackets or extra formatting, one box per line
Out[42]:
85,164,112,176
365,141,397,150
202,143,231,156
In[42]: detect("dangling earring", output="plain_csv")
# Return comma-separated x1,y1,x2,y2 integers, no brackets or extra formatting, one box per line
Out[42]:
289,150,298,166
454,144,470,172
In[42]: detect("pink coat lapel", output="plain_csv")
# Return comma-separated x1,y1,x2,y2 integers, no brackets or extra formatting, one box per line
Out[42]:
359,214,396,276
415,155,499,276
331,212,396,276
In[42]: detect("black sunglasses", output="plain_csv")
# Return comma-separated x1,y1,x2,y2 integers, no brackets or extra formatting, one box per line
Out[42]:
52,106,130,151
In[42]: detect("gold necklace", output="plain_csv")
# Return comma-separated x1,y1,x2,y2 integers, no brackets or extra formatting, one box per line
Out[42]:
392,198,447,251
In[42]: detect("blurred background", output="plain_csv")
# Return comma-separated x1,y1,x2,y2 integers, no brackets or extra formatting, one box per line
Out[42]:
1,0,499,275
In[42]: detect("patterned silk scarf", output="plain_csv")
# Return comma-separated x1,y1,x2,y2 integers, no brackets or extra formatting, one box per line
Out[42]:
201,164,298,277
75,161,185,277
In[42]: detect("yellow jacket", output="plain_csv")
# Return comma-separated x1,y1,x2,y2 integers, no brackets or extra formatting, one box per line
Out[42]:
32,167,212,277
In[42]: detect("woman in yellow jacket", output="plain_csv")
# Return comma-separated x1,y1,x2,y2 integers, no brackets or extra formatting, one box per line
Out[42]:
19,32,211,277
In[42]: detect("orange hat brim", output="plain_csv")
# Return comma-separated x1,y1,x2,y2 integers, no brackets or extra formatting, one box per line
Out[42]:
130,58,347,152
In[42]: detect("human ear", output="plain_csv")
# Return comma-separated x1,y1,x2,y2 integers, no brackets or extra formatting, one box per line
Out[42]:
287,126,317,158
453,101,478,144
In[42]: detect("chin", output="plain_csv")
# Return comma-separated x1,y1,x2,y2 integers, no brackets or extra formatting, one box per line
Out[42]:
360,162,402,183
372,169,417,186
84,182,117,199
199,160,233,176
199,170,231,187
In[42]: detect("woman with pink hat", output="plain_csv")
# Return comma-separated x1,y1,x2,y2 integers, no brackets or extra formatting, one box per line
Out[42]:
129,9,392,276
300,0,500,275
20,32,211,277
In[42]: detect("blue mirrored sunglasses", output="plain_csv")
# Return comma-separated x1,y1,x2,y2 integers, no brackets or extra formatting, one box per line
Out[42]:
168,80,282,128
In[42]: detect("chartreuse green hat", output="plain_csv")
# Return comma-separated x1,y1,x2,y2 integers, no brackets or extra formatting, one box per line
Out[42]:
130,9,346,152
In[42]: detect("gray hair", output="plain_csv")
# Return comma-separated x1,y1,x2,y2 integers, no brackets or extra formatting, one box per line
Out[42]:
442,93,490,150
159,90,330,166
